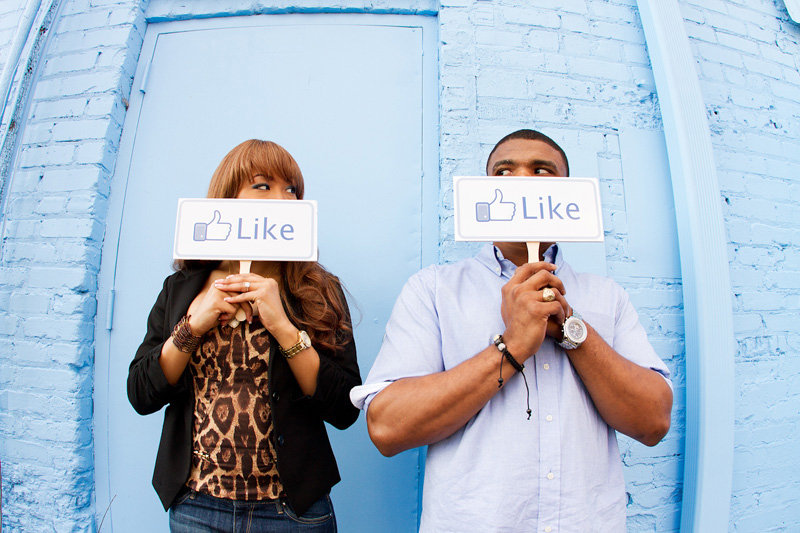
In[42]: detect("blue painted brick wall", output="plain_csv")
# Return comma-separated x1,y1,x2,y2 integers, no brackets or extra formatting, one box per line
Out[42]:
679,0,800,530
0,0,146,530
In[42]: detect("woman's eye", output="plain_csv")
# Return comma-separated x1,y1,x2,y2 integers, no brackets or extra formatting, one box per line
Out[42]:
251,183,270,190
286,186,297,194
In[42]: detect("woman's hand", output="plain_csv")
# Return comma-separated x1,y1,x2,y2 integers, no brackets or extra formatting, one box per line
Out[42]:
214,274,292,333
186,282,240,336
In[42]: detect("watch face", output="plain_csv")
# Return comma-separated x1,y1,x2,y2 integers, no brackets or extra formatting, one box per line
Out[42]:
566,317,587,343
299,330,312,347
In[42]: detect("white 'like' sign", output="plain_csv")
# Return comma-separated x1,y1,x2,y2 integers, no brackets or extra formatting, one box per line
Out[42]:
173,198,318,261
454,176,604,242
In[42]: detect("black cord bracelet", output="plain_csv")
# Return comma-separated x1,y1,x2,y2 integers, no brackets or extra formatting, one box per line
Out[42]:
492,334,533,419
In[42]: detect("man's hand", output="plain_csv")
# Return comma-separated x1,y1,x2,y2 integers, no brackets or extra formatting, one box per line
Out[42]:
500,262,568,360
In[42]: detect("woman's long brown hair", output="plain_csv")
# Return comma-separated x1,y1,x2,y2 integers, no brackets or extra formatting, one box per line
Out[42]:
176,139,351,352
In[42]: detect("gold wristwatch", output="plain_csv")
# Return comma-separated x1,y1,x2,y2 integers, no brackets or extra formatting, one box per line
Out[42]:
280,330,312,359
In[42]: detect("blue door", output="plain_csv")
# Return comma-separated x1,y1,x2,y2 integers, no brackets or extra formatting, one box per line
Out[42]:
95,14,438,532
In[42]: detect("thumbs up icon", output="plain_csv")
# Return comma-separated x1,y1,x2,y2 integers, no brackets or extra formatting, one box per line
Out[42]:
193,210,232,241
475,189,516,222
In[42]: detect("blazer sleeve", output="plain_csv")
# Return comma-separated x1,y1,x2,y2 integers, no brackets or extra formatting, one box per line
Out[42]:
307,288,362,430
127,275,189,415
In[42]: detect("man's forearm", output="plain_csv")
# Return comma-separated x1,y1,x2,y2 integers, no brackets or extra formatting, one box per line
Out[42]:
566,323,673,446
366,344,521,456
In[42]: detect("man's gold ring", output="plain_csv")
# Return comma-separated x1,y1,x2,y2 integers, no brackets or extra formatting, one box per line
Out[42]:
542,287,556,302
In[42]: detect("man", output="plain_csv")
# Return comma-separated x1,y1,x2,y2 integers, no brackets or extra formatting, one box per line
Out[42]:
351,129,673,532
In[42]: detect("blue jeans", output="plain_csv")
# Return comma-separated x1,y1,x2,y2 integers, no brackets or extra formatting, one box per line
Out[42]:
169,488,337,533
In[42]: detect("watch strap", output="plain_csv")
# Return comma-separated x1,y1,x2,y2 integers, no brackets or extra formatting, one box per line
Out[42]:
280,330,310,359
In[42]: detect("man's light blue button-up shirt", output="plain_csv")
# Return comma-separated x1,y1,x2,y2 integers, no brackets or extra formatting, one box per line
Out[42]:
352,245,671,533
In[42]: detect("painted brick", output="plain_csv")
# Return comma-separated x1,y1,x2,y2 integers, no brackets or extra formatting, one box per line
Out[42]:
715,30,760,55
476,68,528,98
39,217,104,239
501,6,561,28
74,139,116,169
42,49,99,77
39,166,103,192
27,266,95,291
51,25,135,55
50,118,110,142
32,69,123,100
84,93,118,116
9,291,51,314
67,190,108,215
16,143,75,168
21,316,95,342
2,390,92,419
531,0,586,15
12,339,92,367
685,20,717,43
11,365,91,395
31,97,89,120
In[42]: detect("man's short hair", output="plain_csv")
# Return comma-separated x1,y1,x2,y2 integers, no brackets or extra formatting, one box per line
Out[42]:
486,129,570,176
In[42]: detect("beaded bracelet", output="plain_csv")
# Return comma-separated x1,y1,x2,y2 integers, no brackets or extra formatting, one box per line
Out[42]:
172,315,202,354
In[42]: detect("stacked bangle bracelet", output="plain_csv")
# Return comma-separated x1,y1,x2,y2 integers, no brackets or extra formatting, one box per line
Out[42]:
172,315,202,354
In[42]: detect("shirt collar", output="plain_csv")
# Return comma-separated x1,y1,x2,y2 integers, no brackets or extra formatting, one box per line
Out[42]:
476,243,562,279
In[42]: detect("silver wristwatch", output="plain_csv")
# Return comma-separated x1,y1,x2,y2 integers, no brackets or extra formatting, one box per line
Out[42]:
558,311,588,350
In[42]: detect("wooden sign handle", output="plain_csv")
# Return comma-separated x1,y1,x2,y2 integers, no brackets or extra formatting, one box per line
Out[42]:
526,242,540,264
228,260,252,328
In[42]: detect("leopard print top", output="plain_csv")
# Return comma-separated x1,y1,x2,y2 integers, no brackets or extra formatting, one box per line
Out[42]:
185,320,285,501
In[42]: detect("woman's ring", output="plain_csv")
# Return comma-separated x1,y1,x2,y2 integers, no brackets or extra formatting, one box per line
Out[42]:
542,287,556,302
243,281,251,291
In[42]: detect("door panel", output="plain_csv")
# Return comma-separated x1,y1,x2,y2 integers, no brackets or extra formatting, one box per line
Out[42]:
95,14,437,532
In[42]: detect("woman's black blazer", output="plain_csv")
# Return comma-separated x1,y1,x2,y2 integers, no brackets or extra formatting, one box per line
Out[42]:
127,266,361,515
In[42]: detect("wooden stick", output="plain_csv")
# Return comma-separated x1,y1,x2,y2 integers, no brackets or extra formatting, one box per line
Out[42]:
228,260,252,327
526,241,540,263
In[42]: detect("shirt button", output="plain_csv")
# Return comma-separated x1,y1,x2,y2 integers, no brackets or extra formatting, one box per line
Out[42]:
543,363,550,370
277,435,285,446
547,472,554,480
272,392,280,401
544,527,552,533
546,415,553,422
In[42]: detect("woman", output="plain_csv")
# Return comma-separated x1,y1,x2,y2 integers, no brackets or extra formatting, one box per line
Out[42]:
128,139,361,532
